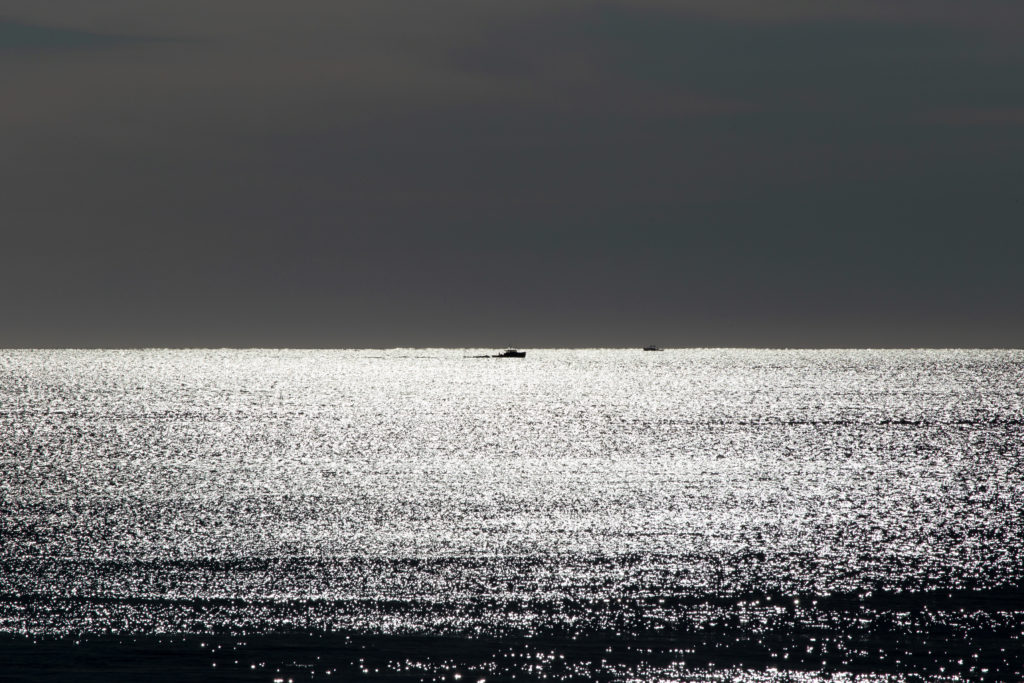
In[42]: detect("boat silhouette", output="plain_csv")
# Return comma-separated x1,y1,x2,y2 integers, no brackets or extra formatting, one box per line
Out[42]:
495,349,526,358
642,345,662,351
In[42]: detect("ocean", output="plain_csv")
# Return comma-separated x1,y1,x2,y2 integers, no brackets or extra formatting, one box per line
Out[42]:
1,349,1022,681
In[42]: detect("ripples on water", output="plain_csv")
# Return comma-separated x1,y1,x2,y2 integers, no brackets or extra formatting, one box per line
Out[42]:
1,349,1022,681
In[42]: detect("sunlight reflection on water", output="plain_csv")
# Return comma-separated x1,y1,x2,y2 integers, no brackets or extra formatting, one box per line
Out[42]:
1,349,1022,680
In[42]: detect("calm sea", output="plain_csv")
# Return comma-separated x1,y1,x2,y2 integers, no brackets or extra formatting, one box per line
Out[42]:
1,349,1022,681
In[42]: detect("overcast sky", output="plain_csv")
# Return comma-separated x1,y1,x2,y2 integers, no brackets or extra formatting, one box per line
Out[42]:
3,1,1022,347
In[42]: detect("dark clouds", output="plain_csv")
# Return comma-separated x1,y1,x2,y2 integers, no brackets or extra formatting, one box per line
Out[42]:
0,21,137,51
2,2,1022,347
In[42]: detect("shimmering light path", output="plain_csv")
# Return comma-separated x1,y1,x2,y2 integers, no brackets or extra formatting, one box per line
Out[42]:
1,349,1022,680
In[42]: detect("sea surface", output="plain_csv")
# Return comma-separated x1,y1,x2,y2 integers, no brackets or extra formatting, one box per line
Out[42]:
1,349,1022,681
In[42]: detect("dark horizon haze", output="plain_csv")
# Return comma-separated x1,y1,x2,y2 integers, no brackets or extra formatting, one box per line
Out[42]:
3,1,1023,348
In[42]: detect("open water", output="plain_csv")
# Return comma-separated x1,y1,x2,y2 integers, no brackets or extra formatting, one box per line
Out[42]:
1,349,1022,681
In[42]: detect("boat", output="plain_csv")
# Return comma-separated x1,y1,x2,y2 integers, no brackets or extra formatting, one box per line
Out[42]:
494,349,526,358
642,345,662,351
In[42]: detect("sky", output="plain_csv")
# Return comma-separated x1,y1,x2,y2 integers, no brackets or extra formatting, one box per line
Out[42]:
3,1,1023,347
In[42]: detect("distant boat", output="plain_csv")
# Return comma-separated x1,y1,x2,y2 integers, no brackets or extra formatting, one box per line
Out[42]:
642,345,662,351
495,349,526,358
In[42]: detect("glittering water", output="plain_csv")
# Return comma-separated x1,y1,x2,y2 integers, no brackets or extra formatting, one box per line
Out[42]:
1,349,1022,681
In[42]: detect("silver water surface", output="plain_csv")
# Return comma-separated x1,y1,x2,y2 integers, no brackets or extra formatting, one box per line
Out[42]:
1,349,1022,680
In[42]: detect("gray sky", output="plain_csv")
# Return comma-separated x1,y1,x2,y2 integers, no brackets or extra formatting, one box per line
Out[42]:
3,1,1022,347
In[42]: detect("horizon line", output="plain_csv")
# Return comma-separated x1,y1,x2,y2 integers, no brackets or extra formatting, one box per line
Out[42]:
1,346,1021,352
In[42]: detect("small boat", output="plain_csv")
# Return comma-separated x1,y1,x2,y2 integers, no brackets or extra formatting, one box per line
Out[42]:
495,349,526,358
642,345,662,351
